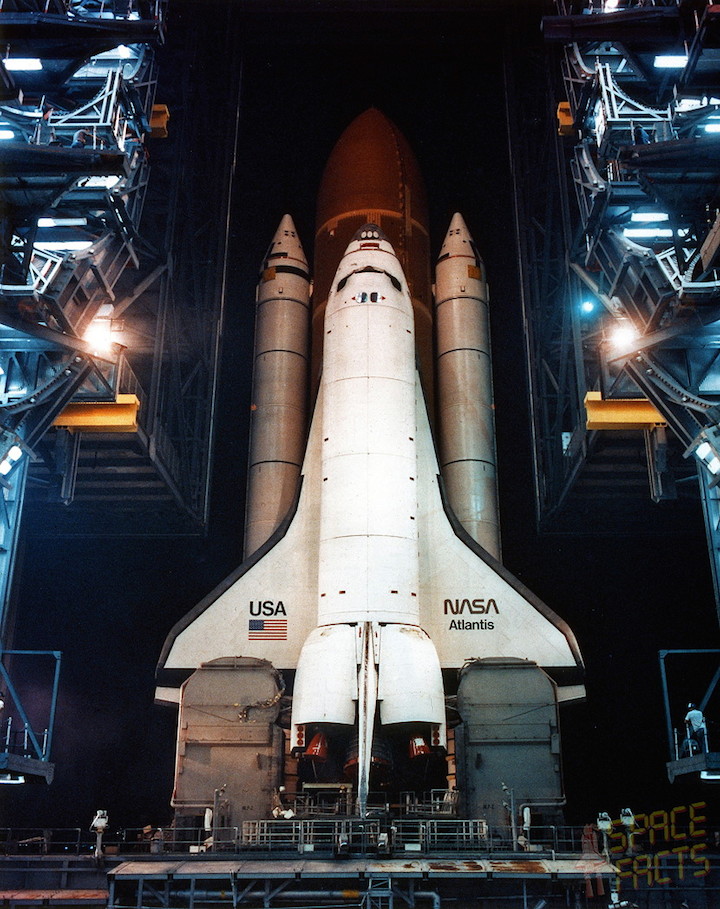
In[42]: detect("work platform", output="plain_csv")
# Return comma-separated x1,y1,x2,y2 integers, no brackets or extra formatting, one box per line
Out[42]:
666,750,720,783
107,854,617,909
0,752,53,785
0,845,618,909
110,855,613,878
0,892,108,908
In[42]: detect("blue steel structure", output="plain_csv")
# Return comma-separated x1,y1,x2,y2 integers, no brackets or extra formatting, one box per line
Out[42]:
0,650,61,784
0,0,228,782
514,2,720,622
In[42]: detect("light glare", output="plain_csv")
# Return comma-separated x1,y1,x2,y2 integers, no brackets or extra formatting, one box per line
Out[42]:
697,442,712,460
34,241,93,252
630,212,669,222
610,324,638,349
623,228,674,239
654,55,688,69
38,218,88,228
4,58,42,71
84,320,113,354
82,175,121,189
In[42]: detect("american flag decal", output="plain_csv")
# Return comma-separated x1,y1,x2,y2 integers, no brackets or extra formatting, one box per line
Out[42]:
248,618,287,640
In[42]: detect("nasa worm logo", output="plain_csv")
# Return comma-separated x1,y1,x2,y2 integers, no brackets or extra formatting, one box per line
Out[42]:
444,598,499,615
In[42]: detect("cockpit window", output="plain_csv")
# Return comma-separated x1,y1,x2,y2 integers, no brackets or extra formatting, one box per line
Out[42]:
335,267,402,293
352,291,385,303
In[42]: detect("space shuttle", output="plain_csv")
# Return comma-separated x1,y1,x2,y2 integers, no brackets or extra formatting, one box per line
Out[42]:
156,109,583,822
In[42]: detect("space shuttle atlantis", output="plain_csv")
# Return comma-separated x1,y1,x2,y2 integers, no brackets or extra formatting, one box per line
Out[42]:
157,109,584,819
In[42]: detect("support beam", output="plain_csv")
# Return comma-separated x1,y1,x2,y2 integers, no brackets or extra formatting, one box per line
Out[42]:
52,394,140,433
584,391,666,430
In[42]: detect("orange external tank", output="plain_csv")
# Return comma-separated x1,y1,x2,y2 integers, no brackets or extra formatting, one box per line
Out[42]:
313,109,434,411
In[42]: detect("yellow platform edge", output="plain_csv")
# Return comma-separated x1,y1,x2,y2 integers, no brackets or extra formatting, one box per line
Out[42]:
584,390,666,430
52,393,140,433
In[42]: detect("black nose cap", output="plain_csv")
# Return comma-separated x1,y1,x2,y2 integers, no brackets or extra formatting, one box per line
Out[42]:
353,223,387,242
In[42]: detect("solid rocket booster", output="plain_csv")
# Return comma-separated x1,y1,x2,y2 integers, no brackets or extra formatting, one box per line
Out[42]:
244,215,310,558
436,213,500,558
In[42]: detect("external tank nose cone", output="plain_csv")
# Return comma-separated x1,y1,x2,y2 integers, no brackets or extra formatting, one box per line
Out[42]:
316,109,428,234
313,110,430,311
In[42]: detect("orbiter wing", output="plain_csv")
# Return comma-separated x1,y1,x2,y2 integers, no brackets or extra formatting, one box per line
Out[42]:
156,376,584,704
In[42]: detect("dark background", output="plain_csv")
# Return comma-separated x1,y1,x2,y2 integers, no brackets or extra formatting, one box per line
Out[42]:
2,0,718,834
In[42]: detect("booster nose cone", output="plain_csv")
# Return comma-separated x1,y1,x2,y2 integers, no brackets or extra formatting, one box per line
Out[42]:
437,212,485,277
262,213,309,275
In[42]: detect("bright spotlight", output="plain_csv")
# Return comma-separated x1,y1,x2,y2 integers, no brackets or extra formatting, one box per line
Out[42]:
3,58,42,71
623,228,674,239
630,212,669,223
697,441,712,460
654,55,688,69
84,320,114,355
581,300,595,314
610,323,638,349
37,218,88,228
689,426,720,479
34,241,94,252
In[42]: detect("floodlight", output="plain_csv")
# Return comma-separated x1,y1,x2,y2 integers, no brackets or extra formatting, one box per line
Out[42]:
654,55,688,69
3,58,42,71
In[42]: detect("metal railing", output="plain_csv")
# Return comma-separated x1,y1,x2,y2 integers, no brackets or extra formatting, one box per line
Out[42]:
0,823,597,857
0,828,86,855
1,719,49,758
398,789,459,817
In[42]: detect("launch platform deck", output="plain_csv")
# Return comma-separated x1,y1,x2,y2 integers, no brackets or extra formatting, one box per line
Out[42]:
109,856,612,880
0,891,109,908
106,855,616,909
